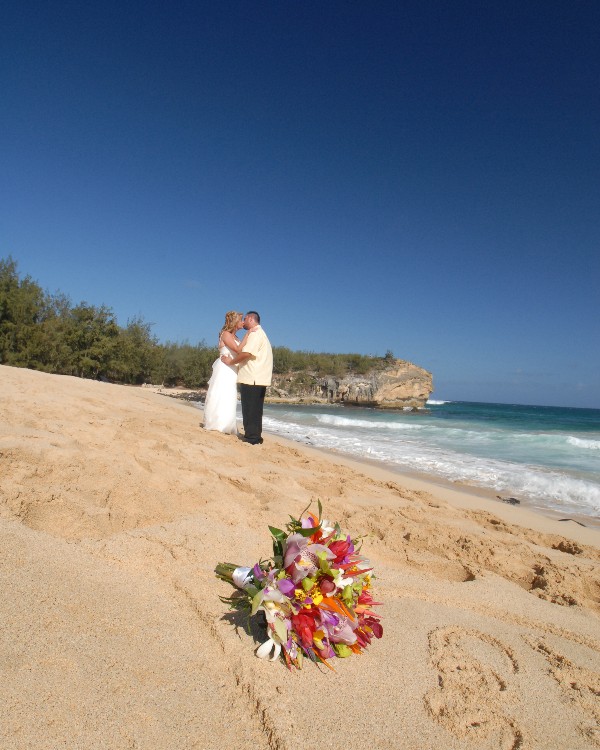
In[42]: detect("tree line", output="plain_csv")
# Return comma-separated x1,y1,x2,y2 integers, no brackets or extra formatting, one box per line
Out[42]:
0,257,392,387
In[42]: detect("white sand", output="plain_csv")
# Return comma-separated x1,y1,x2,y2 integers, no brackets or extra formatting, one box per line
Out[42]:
1,365,599,750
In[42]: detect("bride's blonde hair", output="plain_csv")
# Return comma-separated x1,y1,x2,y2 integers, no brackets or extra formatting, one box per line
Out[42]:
220,310,241,337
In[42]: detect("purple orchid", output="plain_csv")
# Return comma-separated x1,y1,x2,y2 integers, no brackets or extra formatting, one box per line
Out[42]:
283,533,335,584
277,578,296,597
319,610,358,645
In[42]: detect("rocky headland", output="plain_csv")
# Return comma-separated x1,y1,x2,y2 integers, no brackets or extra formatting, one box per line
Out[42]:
268,358,433,408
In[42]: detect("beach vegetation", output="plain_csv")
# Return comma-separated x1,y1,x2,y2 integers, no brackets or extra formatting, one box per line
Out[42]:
0,257,397,388
272,347,378,377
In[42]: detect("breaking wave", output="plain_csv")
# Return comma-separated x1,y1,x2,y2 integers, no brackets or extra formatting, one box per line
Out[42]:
261,403,600,519
567,436,600,451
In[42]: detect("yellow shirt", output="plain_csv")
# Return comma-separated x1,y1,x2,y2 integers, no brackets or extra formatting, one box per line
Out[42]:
237,326,273,386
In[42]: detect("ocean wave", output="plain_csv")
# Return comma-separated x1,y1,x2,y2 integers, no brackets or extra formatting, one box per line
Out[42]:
272,410,600,465
315,415,507,444
316,414,422,430
567,436,600,450
426,399,450,405
262,414,600,517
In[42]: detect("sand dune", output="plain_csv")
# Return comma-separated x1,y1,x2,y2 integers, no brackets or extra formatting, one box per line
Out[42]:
1,365,599,749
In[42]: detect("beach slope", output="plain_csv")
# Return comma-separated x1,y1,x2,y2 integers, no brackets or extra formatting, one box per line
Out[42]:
1,365,599,750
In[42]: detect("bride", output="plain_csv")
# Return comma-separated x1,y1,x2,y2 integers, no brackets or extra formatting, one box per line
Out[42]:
203,311,246,434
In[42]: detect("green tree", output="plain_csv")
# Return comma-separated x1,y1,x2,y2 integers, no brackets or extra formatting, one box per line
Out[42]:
36,293,77,374
111,316,161,383
273,346,293,374
0,256,49,367
65,303,120,378
156,341,216,387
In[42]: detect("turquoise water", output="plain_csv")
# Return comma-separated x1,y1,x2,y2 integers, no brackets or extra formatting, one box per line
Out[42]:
260,400,600,519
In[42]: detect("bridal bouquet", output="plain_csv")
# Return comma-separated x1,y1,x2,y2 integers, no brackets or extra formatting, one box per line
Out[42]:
215,502,382,670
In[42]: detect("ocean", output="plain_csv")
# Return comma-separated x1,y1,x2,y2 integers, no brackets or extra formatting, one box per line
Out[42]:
259,400,600,521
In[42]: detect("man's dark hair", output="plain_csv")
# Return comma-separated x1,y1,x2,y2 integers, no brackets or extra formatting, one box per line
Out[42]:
246,310,260,324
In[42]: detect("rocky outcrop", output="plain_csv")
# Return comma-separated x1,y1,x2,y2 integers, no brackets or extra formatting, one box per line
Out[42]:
269,359,433,409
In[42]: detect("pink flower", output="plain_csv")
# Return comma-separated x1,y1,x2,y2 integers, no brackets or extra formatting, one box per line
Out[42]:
328,536,354,564
283,533,334,584
319,610,357,645
277,578,296,597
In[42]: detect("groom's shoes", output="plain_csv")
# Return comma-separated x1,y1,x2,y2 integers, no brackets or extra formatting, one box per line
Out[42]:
238,436,263,445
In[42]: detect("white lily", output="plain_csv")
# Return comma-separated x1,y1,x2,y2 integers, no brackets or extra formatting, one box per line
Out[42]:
255,602,290,662
256,637,282,661
332,568,353,590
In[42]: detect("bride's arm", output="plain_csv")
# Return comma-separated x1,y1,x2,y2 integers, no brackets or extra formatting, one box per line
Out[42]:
220,330,241,350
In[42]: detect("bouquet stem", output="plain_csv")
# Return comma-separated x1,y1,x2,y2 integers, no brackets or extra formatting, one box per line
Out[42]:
215,562,240,583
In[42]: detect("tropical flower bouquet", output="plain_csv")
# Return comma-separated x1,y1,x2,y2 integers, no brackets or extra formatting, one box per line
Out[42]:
215,502,382,670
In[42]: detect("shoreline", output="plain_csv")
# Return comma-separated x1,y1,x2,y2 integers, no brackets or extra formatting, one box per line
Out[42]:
147,387,600,540
264,432,600,547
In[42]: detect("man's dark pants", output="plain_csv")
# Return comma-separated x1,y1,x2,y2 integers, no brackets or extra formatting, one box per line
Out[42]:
239,384,266,444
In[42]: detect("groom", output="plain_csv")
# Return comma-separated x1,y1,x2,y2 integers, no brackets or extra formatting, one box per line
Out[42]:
221,311,273,445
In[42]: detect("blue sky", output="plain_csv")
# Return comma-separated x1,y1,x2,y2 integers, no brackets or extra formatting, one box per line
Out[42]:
2,1,599,408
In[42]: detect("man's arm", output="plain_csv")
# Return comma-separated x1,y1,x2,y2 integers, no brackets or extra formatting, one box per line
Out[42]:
221,350,253,366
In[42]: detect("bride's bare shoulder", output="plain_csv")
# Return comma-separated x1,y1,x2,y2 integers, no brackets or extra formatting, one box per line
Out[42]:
220,330,240,349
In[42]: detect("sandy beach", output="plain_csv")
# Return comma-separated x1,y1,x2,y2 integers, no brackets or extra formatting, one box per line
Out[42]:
1,364,599,750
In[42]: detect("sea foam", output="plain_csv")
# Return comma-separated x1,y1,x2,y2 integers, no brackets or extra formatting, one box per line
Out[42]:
567,436,600,450
262,402,600,519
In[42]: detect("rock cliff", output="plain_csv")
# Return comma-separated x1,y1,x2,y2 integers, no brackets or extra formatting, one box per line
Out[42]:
269,359,433,409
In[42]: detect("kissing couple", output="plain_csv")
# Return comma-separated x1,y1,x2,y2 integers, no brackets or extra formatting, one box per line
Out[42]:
202,310,273,445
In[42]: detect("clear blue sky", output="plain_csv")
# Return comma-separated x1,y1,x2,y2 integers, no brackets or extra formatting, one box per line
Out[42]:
2,1,599,408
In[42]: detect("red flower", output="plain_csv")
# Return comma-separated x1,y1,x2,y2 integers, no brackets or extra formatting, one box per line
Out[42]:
291,609,319,649
364,615,383,639
328,539,351,563
355,613,383,647
357,590,382,607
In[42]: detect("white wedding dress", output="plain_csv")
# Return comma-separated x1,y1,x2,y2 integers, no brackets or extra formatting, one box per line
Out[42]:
203,340,239,434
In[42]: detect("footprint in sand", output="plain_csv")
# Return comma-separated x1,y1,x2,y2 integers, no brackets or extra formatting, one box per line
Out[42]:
524,636,600,747
425,625,523,750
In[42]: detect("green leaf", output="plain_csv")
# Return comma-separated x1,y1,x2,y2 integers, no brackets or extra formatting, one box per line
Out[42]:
250,589,264,616
317,553,333,576
342,584,354,606
274,618,288,644
269,526,286,559
297,524,321,537
268,526,286,542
